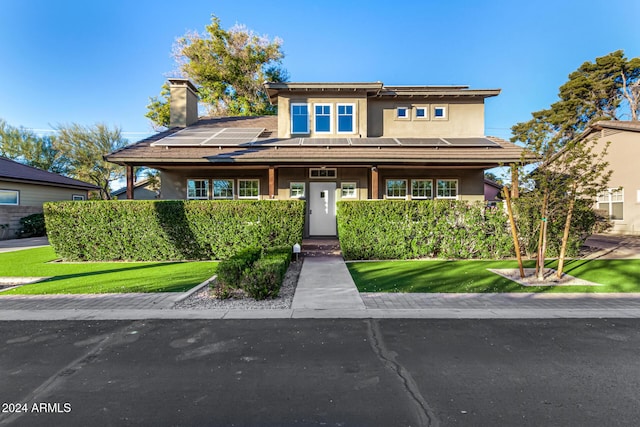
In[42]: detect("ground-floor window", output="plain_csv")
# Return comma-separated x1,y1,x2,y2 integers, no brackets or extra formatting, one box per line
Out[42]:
0,189,19,205
598,188,623,220
411,179,433,199
72,195,85,201
436,179,458,199
341,182,357,198
386,179,407,199
187,179,209,200
238,179,259,199
290,182,305,198
213,179,234,199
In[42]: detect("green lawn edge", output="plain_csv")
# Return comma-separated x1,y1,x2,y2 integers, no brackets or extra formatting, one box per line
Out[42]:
0,247,217,295
347,259,640,293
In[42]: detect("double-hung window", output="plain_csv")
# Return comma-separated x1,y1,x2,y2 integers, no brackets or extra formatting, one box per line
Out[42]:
187,179,209,200
213,179,234,199
436,179,458,199
291,103,309,134
598,188,624,220
314,104,332,133
341,182,357,199
0,189,19,205
290,182,305,198
337,104,355,133
238,179,259,199
386,179,407,199
411,180,433,199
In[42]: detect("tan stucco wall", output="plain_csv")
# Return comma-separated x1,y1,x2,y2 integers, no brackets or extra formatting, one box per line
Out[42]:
593,130,640,234
367,98,485,137
0,180,88,206
276,93,369,138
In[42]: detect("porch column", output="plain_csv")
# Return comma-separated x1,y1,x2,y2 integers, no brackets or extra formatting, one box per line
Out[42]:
126,165,134,200
371,166,379,200
268,166,276,199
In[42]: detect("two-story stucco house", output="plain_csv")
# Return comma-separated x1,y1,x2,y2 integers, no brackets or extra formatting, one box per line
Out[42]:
106,78,524,237
581,120,640,235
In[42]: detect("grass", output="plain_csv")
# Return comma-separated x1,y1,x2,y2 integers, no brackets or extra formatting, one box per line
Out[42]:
347,259,640,293
0,247,217,295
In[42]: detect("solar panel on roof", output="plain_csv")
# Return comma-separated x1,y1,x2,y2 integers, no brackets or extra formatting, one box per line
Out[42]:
151,127,264,146
350,138,400,146
300,138,350,146
441,138,499,147
253,138,301,146
397,138,449,146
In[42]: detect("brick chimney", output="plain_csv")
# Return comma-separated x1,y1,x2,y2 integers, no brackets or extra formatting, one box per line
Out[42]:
168,78,199,128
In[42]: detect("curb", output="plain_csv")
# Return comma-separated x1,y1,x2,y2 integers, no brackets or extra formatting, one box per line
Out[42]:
173,275,217,303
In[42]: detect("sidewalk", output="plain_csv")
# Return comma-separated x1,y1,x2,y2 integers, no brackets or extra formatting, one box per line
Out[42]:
2,235,640,320
0,236,49,253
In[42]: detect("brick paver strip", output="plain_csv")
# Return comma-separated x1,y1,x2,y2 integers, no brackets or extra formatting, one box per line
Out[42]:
0,293,177,310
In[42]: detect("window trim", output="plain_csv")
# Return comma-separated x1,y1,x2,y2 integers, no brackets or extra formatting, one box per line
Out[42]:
395,106,410,120
186,179,210,200
414,106,429,120
336,103,356,134
212,179,235,200
598,188,624,221
314,103,333,134
436,179,458,199
72,195,85,201
291,102,310,134
0,189,19,205
290,182,306,199
433,105,448,120
309,168,337,179
386,179,408,199
411,179,433,199
341,182,358,199
237,179,260,200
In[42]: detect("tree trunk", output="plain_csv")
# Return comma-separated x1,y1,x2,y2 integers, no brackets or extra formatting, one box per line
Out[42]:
503,186,525,278
536,191,549,280
557,185,578,278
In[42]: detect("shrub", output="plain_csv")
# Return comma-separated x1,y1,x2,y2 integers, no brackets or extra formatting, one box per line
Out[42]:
337,200,514,260
43,200,305,261
241,256,289,300
216,247,262,297
18,213,46,237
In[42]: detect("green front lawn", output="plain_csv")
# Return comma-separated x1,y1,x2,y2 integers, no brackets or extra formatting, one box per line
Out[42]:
0,247,217,295
347,259,640,293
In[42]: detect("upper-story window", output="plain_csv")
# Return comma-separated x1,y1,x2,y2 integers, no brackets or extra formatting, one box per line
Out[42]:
314,104,332,133
291,103,309,134
337,104,355,133
433,106,448,120
414,107,428,120
396,106,409,120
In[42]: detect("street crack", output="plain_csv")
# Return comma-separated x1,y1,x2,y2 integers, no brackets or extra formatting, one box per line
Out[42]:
366,319,438,427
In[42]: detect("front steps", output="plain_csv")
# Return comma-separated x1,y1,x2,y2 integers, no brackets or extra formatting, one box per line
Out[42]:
301,239,342,257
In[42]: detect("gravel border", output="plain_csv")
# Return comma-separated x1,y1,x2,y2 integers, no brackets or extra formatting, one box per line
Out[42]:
173,259,303,310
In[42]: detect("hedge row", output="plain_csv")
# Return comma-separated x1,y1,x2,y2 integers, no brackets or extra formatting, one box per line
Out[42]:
337,200,514,260
216,246,292,300
44,200,305,261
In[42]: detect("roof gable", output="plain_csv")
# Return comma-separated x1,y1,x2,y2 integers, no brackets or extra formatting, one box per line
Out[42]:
0,156,98,190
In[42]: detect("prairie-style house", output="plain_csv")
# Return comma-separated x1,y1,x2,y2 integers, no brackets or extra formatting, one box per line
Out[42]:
106,79,524,237
583,120,640,235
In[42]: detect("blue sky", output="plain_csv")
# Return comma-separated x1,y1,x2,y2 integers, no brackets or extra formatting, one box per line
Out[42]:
1,0,638,143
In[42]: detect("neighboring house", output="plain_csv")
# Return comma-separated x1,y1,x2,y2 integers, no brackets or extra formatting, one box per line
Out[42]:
484,178,503,204
106,78,524,237
111,178,160,200
582,121,640,235
0,156,98,239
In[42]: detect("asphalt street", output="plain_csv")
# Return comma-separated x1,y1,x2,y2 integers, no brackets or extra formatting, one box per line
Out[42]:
1,319,639,426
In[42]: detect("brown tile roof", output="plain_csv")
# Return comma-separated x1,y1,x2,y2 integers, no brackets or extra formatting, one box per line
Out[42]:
106,115,525,168
0,156,99,189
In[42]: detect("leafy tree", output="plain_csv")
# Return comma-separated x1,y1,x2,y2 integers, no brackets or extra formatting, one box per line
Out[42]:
0,119,68,174
55,123,129,200
511,50,638,279
146,15,288,128
484,172,503,185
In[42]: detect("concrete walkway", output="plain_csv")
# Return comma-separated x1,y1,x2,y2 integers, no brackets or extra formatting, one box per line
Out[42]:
291,256,365,310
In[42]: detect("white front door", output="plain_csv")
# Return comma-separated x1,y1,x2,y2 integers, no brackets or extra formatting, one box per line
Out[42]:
309,182,337,236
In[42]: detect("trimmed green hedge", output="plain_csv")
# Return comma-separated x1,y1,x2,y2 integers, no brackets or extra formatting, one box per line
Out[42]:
337,200,514,260
44,200,305,261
